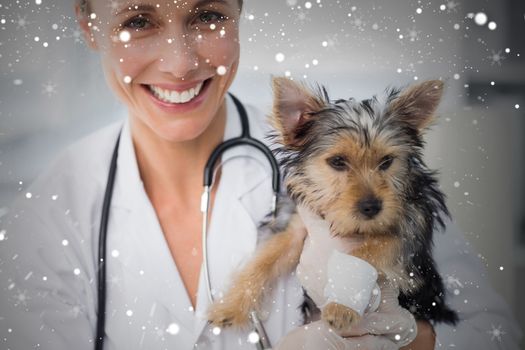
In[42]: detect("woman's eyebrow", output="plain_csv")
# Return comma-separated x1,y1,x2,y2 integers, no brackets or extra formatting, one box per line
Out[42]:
112,0,229,16
193,0,229,9
113,4,156,16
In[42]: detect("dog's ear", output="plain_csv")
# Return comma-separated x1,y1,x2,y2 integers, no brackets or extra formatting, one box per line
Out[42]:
271,77,326,147
388,79,444,131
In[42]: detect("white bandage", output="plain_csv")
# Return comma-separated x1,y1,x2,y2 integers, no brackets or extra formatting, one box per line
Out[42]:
324,250,380,315
295,205,380,314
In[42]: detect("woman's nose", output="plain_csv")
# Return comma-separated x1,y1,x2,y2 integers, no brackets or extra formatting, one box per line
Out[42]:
157,31,199,78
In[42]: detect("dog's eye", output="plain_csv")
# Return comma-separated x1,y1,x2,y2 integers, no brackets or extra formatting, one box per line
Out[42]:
327,155,349,171
379,155,394,171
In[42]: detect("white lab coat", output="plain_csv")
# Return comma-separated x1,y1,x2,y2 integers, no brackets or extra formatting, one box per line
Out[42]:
0,95,522,349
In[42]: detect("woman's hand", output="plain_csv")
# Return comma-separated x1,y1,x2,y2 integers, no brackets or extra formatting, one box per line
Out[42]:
274,280,419,350
399,320,436,350
339,279,418,347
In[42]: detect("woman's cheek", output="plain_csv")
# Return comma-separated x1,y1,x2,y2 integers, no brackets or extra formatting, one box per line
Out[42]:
101,43,149,89
197,29,240,72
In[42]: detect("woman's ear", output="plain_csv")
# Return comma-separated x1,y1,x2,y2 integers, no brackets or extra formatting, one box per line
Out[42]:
74,2,98,50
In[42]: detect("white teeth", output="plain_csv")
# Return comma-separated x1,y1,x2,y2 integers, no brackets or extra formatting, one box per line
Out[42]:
180,90,190,103
149,81,205,104
170,90,181,103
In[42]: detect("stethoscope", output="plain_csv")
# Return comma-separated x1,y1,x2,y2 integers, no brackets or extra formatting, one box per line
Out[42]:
95,93,280,350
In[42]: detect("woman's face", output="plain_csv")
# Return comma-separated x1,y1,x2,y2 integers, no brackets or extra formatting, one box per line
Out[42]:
78,0,241,142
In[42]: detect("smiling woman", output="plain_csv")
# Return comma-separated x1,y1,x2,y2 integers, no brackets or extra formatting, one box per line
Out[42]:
72,0,248,319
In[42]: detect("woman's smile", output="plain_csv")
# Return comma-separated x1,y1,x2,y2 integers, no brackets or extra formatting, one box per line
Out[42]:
148,81,205,104
140,77,214,113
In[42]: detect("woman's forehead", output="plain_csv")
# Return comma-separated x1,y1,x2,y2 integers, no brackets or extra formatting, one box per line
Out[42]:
92,0,237,15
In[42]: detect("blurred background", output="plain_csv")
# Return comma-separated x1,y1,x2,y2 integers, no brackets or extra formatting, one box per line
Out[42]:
1,0,524,346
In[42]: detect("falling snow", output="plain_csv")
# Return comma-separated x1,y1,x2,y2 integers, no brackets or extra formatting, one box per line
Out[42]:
444,274,464,289
406,27,421,42
16,15,28,30
444,1,459,12
0,0,523,347
13,289,30,307
487,50,505,66
42,81,57,97
487,324,506,342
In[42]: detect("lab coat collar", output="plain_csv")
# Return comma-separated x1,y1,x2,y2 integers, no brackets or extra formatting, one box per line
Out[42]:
109,94,273,345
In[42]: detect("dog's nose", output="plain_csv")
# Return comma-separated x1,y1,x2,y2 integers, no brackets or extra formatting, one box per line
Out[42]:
357,197,383,218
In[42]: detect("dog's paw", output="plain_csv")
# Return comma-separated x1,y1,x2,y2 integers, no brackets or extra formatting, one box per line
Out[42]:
321,302,361,333
207,298,251,329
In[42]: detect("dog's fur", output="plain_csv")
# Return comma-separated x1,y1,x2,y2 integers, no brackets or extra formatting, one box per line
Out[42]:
207,77,458,333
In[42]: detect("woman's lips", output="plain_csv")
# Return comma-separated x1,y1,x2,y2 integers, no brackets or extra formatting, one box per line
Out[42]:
142,78,212,113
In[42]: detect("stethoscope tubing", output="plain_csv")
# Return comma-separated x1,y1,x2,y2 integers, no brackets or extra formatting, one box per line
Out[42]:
201,93,278,349
95,128,122,350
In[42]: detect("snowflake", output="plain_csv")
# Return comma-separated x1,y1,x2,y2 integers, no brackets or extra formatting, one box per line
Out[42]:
107,0,120,11
446,1,459,12
286,0,297,7
71,29,84,44
350,17,365,31
351,291,365,304
406,27,420,42
13,289,30,307
42,81,57,97
154,326,166,341
487,50,505,66
404,62,417,74
108,274,122,286
68,304,85,318
444,274,464,289
16,15,29,30
322,34,340,51
294,10,310,23
487,324,506,342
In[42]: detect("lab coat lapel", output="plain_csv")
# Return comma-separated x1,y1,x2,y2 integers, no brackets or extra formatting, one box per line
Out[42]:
191,95,274,344
106,118,195,343
107,96,274,347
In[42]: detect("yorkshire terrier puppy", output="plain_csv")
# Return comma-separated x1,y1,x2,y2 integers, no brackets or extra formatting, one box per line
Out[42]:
207,77,458,333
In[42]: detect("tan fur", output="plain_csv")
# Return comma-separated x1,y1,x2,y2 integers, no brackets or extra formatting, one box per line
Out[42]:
290,133,407,239
207,214,307,328
351,235,409,290
322,302,361,332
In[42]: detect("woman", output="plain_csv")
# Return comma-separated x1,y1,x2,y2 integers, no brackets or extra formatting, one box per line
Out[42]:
0,0,521,349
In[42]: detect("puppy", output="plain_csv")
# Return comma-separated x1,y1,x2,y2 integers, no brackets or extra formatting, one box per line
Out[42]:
208,77,458,333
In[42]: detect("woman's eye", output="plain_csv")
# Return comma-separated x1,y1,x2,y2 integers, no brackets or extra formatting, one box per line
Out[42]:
123,15,152,30
198,11,227,24
327,155,349,171
379,155,394,171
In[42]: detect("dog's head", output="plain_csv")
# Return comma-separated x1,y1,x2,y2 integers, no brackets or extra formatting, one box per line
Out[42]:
270,77,445,237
